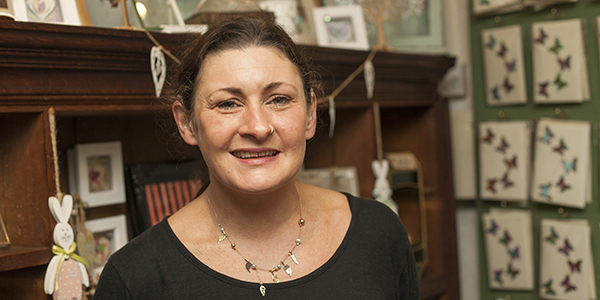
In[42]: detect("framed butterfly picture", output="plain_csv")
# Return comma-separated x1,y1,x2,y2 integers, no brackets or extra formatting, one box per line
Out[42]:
481,25,527,106
479,121,531,202
531,118,590,209
532,18,590,103
540,219,595,300
483,209,534,291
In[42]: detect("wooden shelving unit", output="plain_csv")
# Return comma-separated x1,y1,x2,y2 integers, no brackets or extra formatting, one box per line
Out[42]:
0,19,459,299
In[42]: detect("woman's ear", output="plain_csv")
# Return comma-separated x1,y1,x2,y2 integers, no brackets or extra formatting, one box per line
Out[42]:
305,89,317,140
173,101,199,146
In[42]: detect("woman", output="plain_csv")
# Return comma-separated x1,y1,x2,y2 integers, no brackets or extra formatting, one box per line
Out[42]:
94,17,418,299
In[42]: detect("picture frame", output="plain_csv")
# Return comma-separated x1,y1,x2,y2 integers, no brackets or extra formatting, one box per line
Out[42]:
312,5,369,51
0,0,14,19
295,166,360,196
85,214,128,283
0,213,10,247
71,141,126,208
10,0,81,25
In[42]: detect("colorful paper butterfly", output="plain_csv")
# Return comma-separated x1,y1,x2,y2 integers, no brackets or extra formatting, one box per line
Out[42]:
539,126,554,144
543,279,556,295
499,230,512,246
562,158,577,173
556,175,571,192
558,238,574,256
494,269,503,284
487,219,499,235
497,42,507,58
558,56,571,70
482,128,495,144
561,274,577,293
554,73,568,90
496,137,509,153
508,246,520,259
535,28,548,44
538,81,549,98
553,138,568,155
501,172,514,189
487,178,497,193
540,183,552,200
545,227,560,244
549,38,563,55
506,262,519,279
568,259,581,274
505,59,516,72
486,34,496,49
503,76,514,92
504,155,517,169
491,85,501,100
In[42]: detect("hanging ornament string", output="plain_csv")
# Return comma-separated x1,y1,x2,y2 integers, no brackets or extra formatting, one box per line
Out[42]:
373,101,383,162
134,28,182,65
48,107,63,202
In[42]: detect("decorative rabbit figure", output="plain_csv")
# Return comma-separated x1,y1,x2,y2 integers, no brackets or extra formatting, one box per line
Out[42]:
44,195,90,300
372,159,398,214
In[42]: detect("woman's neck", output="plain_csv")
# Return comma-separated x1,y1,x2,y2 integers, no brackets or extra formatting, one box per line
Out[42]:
202,180,303,240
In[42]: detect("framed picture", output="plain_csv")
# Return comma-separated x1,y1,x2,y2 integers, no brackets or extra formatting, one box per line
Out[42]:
296,166,360,196
321,0,443,52
70,141,126,208
0,0,14,19
10,0,81,25
85,214,128,283
312,5,369,51
0,213,9,247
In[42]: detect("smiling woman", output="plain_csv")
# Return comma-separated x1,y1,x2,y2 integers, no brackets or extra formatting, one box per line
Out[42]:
93,16,419,300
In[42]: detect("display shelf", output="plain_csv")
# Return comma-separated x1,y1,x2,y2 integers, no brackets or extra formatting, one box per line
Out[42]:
0,247,52,272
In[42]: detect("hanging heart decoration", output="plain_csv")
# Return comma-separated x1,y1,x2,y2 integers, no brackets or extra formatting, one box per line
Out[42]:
364,60,375,100
150,46,166,98
328,96,336,139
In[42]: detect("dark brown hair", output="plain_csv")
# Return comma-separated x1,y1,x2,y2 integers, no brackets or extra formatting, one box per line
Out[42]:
172,16,321,115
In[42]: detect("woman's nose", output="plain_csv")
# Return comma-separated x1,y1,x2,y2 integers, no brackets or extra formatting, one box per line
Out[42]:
238,104,272,139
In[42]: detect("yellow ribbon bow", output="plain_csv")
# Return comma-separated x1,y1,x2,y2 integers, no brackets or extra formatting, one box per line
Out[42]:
52,242,90,292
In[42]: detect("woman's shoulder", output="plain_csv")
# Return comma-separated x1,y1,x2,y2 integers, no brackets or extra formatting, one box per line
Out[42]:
108,219,175,266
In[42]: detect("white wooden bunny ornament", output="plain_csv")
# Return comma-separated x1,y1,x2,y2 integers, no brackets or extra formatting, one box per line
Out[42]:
44,195,90,300
371,159,398,214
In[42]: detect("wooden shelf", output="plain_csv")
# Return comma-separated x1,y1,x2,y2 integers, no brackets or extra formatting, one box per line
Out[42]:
0,246,52,272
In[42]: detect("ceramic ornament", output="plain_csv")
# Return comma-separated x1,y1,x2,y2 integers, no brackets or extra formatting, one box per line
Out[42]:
473,0,524,16
483,209,534,290
532,19,589,103
531,118,590,209
481,25,527,105
479,121,531,202
150,46,166,98
44,195,90,299
540,219,594,300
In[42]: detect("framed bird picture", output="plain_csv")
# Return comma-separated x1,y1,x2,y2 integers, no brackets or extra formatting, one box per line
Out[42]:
479,121,531,202
540,219,595,300
532,18,590,103
483,209,534,291
481,25,527,106
531,118,590,209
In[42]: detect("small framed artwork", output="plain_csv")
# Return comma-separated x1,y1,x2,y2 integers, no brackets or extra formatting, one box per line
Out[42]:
0,0,14,19
72,141,126,208
10,0,81,25
296,166,359,196
85,214,128,283
0,213,10,247
312,5,369,51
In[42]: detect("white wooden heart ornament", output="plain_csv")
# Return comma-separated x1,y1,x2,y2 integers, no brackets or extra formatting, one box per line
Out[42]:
150,46,166,98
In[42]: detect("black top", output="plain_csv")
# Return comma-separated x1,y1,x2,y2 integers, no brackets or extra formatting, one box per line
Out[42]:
94,194,419,299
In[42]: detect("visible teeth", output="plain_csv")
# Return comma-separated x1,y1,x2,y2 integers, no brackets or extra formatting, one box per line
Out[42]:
233,150,278,159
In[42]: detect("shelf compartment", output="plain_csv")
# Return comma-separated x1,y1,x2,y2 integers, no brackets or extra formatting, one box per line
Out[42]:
0,246,52,272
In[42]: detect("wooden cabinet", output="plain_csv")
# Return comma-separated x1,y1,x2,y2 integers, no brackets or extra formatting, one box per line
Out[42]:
0,20,458,299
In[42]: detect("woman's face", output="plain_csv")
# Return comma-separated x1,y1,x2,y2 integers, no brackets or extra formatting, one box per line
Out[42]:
176,46,317,194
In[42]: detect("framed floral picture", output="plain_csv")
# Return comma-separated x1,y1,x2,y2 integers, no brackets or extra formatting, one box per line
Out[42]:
10,0,81,25
85,214,128,283
69,141,126,208
312,5,369,50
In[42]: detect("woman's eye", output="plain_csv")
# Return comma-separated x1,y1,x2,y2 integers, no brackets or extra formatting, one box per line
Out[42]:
216,100,239,110
270,96,292,106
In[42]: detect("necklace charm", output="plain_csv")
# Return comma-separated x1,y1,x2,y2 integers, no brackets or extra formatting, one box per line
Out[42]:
289,251,299,265
245,261,253,273
283,263,292,277
271,273,279,283
259,283,266,296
